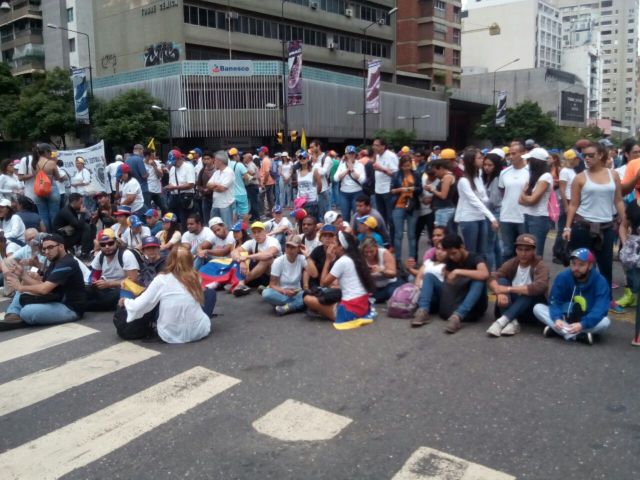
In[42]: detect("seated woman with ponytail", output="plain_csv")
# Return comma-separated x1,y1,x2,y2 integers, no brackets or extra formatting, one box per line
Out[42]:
303,231,376,330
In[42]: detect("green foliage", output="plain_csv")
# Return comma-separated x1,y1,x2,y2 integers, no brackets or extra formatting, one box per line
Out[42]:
4,68,76,146
0,63,21,135
93,89,169,151
548,125,605,149
372,128,417,149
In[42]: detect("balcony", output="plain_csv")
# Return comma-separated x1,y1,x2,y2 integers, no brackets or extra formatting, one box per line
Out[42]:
8,54,44,75
0,28,42,50
0,2,41,28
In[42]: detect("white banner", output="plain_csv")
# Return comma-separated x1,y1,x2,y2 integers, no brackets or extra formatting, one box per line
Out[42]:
495,91,507,127
57,141,109,194
71,67,90,124
366,59,381,114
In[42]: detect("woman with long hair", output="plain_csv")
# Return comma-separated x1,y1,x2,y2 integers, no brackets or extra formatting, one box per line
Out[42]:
32,143,61,232
0,158,23,201
454,148,499,256
280,152,293,208
294,152,321,220
121,246,214,343
304,231,376,329
361,237,402,303
482,153,504,270
390,155,423,261
518,148,553,256
231,221,249,248
563,142,625,290
156,212,182,253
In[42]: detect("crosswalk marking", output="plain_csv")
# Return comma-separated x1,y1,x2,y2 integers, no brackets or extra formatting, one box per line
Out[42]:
392,447,515,480
0,367,241,480
0,323,98,365
0,342,160,417
252,399,353,441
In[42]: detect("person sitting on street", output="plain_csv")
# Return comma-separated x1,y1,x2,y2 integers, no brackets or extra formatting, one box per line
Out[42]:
265,205,293,250
306,224,337,290
156,212,182,253
356,215,384,247
52,192,92,260
324,210,352,234
406,243,447,290
350,194,391,246
86,228,139,311
89,191,116,237
486,234,550,337
231,221,249,248
361,237,402,303
230,221,282,296
262,235,317,316
0,233,87,331
145,208,162,235
118,246,213,344
298,215,320,251
118,163,146,217
120,215,150,251
412,233,489,332
0,230,45,295
193,217,235,269
533,248,610,345
180,213,216,257
111,204,132,239
0,198,26,259
14,195,45,232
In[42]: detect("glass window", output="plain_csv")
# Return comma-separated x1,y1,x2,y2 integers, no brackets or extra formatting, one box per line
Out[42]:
68,37,75,53
66,7,73,23
199,8,207,26
189,6,198,25
208,10,216,28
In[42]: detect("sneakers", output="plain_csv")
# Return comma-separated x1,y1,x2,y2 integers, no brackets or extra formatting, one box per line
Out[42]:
257,285,267,294
577,332,594,345
486,320,503,337
411,308,430,328
0,313,26,331
543,326,552,337
275,304,290,316
224,284,233,293
206,282,220,290
609,300,625,314
445,314,462,334
232,284,251,297
501,320,521,336
632,334,640,347
615,288,637,308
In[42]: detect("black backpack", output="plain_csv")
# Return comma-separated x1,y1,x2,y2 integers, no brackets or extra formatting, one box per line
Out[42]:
98,247,145,280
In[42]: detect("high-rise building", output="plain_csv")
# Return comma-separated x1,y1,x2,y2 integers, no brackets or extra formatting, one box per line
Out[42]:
396,0,462,88
0,0,45,75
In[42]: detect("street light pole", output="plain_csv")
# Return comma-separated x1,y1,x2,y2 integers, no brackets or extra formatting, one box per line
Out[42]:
493,57,520,104
398,115,430,132
47,24,93,97
281,0,289,152
152,105,187,151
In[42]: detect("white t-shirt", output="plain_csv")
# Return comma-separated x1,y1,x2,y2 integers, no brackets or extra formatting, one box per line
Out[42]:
334,161,365,193
17,156,35,200
241,236,282,256
91,249,139,280
498,165,530,223
57,168,70,196
271,254,307,289
422,259,445,283
208,167,235,208
330,255,368,301
559,167,576,201
121,226,151,250
211,231,235,249
522,172,553,217
374,150,399,194
300,234,321,252
0,173,24,200
181,227,215,252
106,161,123,193
265,217,293,234
70,168,91,195
281,162,293,181
513,265,533,287
312,154,333,193
120,178,145,213
296,170,318,202
145,160,163,194
169,162,196,194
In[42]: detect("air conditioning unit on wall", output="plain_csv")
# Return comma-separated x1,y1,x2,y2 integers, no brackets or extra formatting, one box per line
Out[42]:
310,1,318,9
345,8,353,17
328,42,336,50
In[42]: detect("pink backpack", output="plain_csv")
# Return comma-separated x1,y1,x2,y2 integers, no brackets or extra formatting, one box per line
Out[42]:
548,189,560,223
387,283,420,318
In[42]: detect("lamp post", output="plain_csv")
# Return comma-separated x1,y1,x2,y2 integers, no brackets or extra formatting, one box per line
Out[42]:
397,114,430,132
361,7,398,146
47,24,93,97
280,0,290,152
493,57,519,104
152,105,187,150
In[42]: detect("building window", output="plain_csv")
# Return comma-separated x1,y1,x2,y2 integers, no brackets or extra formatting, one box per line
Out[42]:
66,7,74,23
434,1,446,18
69,38,76,53
434,23,447,41
452,50,460,66
452,28,460,45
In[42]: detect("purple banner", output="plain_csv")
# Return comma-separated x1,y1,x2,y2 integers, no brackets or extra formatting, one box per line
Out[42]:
287,40,303,106
366,59,381,114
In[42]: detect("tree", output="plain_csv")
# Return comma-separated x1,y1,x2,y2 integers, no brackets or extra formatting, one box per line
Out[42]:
473,101,558,146
372,128,417,150
4,68,76,147
93,89,169,151
0,63,22,138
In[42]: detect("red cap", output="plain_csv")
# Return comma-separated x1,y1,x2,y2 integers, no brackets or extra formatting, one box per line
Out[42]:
259,146,269,154
120,163,131,174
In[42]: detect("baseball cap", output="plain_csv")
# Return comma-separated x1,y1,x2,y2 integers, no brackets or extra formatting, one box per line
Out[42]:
440,148,456,160
231,221,246,232
523,147,549,161
259,146,269,154
502,146,510,154
400,146,411,154
208,216,224,228
250,221,266,230
489,148,506,159
142,236,160,248
563,149,577,161
145,208,159,218
98,228,116,244
285,236,303,247
118,163,131,174
357,215,378,229
345,145,357,154
324,211,340,225
433,145,441,150
320,224,337,235
299,151,308,159
515,233,537,248
162,212,177,223
114,205,132,216
0,198,12,207
570,248,595,263
281,151,289,158
525,139,536,149
272,205,283,214
191,147,203,156
129,215,144,228
228,147,239,156
598,138,614,148
293,208,307,221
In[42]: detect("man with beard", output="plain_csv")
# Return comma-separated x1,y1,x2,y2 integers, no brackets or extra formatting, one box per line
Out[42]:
298,215,320,251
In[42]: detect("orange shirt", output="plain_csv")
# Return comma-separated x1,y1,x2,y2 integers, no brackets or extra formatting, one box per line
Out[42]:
259,156,276,186
622,158,640,197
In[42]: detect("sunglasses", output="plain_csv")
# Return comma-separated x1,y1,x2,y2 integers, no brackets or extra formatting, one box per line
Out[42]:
583,152,597,158
42,244,60,251
100,241,116,247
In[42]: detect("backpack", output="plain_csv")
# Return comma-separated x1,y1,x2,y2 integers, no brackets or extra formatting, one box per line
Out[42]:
269,158,280,180
98,247,145,278
387,283,420,318
34,169,52,198
619,235,640,270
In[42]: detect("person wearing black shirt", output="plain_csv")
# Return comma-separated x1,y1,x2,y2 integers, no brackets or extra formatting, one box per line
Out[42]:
0,233,87,330
52,193,92,259
306,224,337,289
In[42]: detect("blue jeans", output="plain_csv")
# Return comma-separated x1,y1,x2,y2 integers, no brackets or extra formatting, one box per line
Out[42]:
331,181,340,207
458,220,487,257
211,204,234,228
496,278,544,322
201,197,212,226
417,272,442,312
500,221,525,262
392,207,418,261
34,183,60,232
262,287,305,311
7,292,79,325
318,189,331,221
524,215,550,257
279,179,292,207
340,190,362,223
455,280,486,319
434,207,455,227
373,279,403,303
533,303,610,340
274,179,281,207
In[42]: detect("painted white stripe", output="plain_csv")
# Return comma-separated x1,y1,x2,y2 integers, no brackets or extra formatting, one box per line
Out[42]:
392,447,515,480
0,323,98,364
252,399,352,441
0,342,160,417
0,367,240,480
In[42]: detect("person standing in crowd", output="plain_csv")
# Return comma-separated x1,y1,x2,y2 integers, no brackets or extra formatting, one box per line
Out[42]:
310,140,333,221
17,152,36,202
271,153,282,207
69,157,91,198
563,142,625,289
361,237,402,303
618,139,640,186
157,212,182,253
533,248,610,344
144,149,167,213
329,150,341,209
166,150,196,226
482,152,504,270
258,147,276,215
499,141,530,262
106,154,124,200
208,150,235,228
454,148,498,257
243,152,261,221
280,152,294,208
334,145,365,222
518,147,553,257
295,151,321,219
31,143,61,232
196,151,215,226
126,144,150,208
427,159,457,228
0,233,87,330
390,155,423,262
0,158,23,200
228,148,250,223
371,137,399,234
414,163,435,259
617,196,640,344
52,193,92,260
552,149,579,263
118,163,145,217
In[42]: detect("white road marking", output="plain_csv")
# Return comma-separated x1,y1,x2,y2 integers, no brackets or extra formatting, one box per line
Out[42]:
0,323,98,364
0,342,160,417
0,366,240,480
252,399,352,441
392,447,515,480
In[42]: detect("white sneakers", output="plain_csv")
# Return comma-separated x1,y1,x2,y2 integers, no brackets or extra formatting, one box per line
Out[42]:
486,319,520,337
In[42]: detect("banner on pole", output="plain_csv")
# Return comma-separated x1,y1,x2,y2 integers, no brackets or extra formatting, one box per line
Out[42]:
57,141,108,194
495,91,507,127
366,59,381,114
71,67,90,125
287,40,303,106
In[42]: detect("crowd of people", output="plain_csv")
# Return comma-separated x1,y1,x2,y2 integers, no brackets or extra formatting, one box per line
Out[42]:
0,136,638,345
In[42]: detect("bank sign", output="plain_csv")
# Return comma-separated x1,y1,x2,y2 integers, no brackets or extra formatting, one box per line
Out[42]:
208,60,253,77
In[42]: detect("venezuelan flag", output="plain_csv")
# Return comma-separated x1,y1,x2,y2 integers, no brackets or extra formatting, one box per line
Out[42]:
120,278,146,299
199,257,241,289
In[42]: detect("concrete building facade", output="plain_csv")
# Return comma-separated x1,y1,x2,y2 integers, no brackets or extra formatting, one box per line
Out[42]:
0,0,45,75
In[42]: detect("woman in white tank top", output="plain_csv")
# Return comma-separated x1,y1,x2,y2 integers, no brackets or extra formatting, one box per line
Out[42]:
563,142,626,288
361,238,402,303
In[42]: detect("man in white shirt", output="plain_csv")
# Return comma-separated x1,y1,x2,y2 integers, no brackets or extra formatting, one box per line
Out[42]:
144,149,168,213
193,216,235,269
180,213,215,257
499,141,530,262
17,155,35,201
371,137,398,236
310,139,333,221
118,164,145,216
208,150,236,227
106,154,123,199
265,205,293,251
165,150,196,225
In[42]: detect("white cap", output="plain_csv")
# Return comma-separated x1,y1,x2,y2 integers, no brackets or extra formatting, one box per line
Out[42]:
281,151,289,157
0,199,11,207
324,211,340,224
274,152,282,157
208,216,224,228
522,147,549,161
489,148,506,159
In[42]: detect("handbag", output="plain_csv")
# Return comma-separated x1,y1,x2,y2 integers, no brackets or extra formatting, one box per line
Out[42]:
405,197,416,213
175,168,194,209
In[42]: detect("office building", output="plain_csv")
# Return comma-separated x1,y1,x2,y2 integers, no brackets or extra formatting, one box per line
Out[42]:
0,0,45,75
